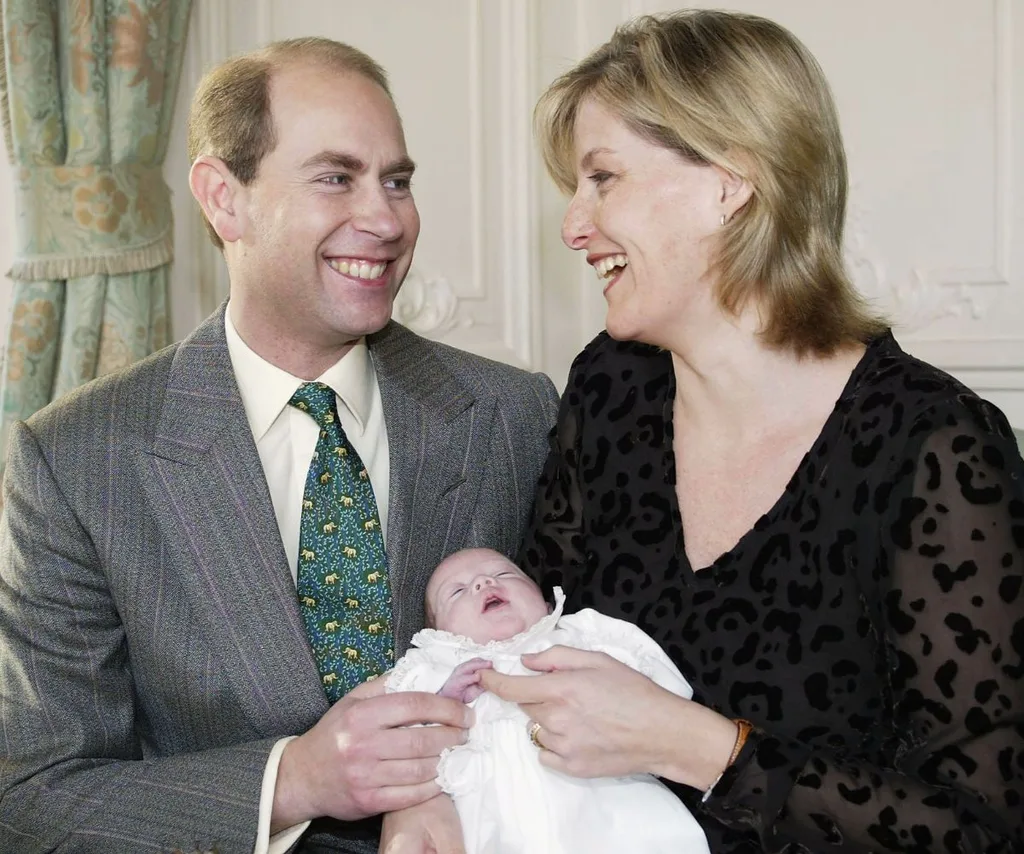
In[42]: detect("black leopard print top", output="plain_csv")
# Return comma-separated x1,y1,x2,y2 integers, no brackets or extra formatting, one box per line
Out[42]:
520,330,1024,854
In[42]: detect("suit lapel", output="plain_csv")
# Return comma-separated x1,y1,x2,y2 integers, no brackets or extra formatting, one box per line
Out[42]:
140,314,493,708
142,308,327,732
369,322,494,651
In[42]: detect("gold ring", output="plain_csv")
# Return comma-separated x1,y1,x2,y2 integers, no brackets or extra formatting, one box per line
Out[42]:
528,720,544,749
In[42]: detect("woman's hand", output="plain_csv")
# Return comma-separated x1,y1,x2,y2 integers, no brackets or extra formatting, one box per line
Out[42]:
479,645,737,790
379,794,466,854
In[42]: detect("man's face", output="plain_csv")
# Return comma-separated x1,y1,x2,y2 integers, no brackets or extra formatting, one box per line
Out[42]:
426,549,551,644
229,62,420,361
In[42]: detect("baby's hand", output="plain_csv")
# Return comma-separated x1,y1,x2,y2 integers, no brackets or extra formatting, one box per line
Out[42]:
437,658,493,704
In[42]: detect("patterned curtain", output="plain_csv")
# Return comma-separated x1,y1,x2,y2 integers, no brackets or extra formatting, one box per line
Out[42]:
0,0,192,471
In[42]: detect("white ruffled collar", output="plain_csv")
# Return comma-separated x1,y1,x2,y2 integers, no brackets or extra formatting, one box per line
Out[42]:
411,587,566,655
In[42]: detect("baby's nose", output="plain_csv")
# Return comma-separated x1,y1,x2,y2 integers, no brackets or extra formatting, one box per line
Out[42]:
473,576,495,591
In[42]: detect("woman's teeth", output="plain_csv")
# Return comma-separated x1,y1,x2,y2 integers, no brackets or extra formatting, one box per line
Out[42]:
594,254,628,279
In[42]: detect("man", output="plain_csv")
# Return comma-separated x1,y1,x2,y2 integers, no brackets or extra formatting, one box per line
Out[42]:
0,38,557,854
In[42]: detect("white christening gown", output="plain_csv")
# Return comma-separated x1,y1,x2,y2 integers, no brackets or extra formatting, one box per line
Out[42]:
386,588,710,854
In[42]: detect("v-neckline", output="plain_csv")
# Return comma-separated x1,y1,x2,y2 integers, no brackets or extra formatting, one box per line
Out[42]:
663,335,886,577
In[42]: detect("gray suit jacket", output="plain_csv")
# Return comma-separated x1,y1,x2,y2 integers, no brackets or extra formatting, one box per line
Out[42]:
0,307,558,854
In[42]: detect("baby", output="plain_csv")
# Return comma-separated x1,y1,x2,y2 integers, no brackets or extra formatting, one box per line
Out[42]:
386,548,709,854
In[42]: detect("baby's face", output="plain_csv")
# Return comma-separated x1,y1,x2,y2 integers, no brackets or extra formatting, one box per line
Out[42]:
426,549,550,644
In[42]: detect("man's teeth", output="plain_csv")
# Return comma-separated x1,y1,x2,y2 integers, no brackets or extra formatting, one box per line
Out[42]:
326,259,387,279
593,254,628,279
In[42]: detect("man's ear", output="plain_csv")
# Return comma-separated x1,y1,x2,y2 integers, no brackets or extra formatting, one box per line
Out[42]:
189,155,247,245
712,161,754,222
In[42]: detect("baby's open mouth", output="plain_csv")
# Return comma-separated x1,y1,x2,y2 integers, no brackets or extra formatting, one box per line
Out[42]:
482,593,507,613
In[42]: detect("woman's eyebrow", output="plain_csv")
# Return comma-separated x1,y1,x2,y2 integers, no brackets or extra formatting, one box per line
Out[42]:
580,147,615,170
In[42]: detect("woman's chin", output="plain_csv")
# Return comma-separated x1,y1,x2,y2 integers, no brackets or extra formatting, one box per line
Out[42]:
604,316,634,342
605,314,648,345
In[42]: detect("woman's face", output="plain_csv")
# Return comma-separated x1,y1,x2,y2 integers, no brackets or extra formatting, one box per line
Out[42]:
561,98,732,349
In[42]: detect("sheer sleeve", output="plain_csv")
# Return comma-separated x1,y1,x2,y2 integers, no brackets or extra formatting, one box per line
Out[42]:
518,360,587,601
704,399,1024,852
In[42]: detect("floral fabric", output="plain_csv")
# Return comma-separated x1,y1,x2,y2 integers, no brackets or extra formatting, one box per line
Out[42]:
0,0,191,475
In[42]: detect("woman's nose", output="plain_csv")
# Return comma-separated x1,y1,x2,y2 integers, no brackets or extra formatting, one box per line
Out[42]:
561,192,593,250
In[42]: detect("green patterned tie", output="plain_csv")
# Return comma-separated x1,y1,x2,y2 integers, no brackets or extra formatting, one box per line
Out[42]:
289,382,394,701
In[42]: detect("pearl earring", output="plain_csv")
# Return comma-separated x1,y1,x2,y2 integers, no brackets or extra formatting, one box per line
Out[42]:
720,213,727,226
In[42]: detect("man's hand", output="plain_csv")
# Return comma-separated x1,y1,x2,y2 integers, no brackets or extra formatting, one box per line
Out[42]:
380,794,466,854
437,658,492,703
272,676,472,831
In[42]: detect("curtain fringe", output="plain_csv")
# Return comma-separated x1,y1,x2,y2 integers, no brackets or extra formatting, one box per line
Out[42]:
7,233,174,281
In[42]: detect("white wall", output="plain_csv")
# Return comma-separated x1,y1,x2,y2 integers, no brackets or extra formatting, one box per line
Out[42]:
3,0,1024,426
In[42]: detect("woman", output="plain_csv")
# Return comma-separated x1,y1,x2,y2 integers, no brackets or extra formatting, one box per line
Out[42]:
480,9,1024,853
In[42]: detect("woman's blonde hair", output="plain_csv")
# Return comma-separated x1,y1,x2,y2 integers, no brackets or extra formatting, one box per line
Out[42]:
536,10,886,355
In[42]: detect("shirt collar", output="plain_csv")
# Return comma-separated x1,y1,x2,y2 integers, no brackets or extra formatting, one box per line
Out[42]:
224,306,375,443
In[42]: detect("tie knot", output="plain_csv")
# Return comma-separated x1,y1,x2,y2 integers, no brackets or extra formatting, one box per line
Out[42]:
288,382,339,429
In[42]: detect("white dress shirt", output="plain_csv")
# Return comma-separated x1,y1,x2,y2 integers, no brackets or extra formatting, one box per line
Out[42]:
223,308,391,854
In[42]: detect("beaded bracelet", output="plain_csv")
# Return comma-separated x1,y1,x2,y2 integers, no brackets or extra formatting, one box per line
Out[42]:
728,718,755,766
702,718,755,803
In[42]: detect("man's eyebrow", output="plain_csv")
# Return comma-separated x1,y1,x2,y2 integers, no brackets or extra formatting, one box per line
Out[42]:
580,147,614,171
381,156,417,177
300,151,365,172
299,151,417,177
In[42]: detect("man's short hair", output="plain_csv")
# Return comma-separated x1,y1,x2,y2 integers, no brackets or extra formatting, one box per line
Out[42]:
186,38,392,248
